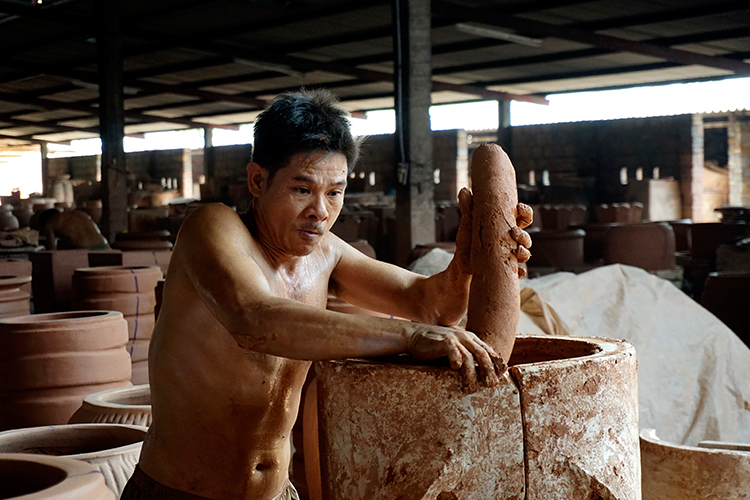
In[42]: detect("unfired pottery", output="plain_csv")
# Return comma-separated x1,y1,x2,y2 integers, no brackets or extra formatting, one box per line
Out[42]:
0,275,31,319
0,204,20,230
72,266,162,385
0,311,131,431
69,384,152,428
315,335,640,500
0,423,147,497
0,452,115,499
603,223,676,271
640,428,750,499
526,228,586,269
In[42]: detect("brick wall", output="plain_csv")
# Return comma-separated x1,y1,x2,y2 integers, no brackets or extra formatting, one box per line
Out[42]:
511,115,693,209
353,129,469,203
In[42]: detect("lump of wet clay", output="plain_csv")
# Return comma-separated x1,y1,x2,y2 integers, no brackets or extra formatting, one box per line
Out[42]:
466,143,522,369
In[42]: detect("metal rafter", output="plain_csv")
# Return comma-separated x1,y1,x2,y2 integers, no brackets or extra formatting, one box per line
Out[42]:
432,0,750,75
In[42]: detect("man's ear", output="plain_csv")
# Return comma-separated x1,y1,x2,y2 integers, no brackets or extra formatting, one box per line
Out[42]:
246,162,267,197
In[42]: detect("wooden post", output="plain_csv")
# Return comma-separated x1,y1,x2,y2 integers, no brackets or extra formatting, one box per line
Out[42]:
96,0,128,241
392,0,435,267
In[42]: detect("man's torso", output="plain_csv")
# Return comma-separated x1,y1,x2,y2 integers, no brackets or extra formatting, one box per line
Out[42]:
139,208,337,499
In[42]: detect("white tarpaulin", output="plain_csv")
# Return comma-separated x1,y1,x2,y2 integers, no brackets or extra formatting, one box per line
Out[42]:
519,264,750,446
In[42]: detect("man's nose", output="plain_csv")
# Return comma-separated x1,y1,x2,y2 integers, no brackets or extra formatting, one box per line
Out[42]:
306,195,329,221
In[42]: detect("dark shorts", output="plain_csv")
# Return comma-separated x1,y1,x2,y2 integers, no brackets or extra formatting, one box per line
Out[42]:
121,465,299,500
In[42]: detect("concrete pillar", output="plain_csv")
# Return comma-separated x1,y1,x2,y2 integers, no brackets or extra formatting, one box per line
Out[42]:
728,115,750,207
392,0,435,266
497,99,513,157
684,114,705,221
40,142,49,197
204,126,215,180
96,0,128,241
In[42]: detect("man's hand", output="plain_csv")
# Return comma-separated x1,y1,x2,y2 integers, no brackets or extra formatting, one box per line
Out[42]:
455,187,534,278
406,324,505,393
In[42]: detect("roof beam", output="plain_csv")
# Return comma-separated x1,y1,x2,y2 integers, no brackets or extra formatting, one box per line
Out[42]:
432,0,750,76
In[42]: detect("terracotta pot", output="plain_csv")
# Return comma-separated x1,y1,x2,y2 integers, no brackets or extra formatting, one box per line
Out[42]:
0,275,31,319
112,239,173,251
131,360,149,385
0,453,115,499
88,251,172,280
603,222,676,270
314,335,639,500
69,384,152,427
72,267,161,387
0,311,131,431
526,228,586,269
0,423,147,497
640,429,750,499
72,266,162,295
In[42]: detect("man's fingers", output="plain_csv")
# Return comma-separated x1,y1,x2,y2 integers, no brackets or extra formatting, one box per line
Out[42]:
446,338,464,370
518,266,527,278
517,203,534,229
515,246,531,264
458,187,473,223
457,343,479,393
466,340,500,388
510,226,532,249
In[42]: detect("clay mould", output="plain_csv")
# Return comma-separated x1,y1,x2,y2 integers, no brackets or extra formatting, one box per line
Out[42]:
0,311,131,431
0,453,115,499
0,423,147,497
70,384,152,428
315,335,639,500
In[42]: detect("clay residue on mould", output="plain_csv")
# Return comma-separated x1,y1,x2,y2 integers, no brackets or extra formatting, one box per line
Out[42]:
466,143,521,365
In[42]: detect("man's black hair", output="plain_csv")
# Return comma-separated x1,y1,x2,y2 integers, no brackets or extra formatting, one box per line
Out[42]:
252,89,360,180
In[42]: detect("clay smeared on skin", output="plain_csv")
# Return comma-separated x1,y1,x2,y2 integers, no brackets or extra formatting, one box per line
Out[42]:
466,143,521,369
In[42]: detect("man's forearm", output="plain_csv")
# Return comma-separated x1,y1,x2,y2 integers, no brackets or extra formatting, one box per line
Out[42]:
229,298,412,361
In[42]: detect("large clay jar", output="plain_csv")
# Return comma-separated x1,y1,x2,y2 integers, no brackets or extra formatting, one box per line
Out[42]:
314,335,640,500
0,423,147,497
0,453,115,499
525,228,585,270
72,266,163,385
69,384,152,427
0,311,132,431
640,429,750,499
603,223,676,271
0,275,31,319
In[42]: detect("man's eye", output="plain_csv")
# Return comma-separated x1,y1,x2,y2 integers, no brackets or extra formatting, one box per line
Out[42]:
329,191,342,197
296,188,309,194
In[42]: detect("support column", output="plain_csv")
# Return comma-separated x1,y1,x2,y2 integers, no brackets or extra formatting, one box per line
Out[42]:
685,114,705,221
204,126,215,180
40,142,49,196
96,0,128,241
497,99,513,157
392,0,435,267
728,115,750,207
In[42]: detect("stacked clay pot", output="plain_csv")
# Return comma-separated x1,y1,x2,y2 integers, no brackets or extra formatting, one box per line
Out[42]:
73,266,163,385
0,453,115,499
0,311,131,431
0,423,147,497
70,384,152,428
0,275,31,319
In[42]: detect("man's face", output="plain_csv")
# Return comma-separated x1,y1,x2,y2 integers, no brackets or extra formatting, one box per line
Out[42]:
253,150,348,256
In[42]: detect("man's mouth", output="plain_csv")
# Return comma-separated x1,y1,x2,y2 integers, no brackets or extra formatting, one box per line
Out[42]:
299,225,323,238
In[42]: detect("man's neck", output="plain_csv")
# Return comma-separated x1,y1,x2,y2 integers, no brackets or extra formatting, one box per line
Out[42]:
241,206,307,274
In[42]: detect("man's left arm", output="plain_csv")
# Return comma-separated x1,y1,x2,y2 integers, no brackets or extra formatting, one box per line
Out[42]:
330,189,533,326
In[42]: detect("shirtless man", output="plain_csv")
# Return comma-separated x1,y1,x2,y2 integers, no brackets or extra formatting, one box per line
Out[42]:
122,90,532,500
38,208,110,250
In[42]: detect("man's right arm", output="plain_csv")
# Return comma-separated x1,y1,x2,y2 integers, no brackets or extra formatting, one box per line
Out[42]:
175,204,500,390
